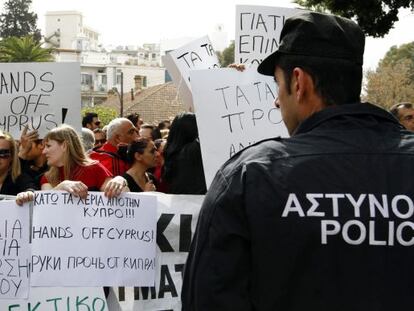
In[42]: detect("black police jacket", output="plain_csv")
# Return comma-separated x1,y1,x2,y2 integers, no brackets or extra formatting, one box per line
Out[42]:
182,103,414,311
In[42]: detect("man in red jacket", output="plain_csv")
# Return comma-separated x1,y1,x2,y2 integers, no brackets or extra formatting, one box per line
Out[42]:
90,117,138,175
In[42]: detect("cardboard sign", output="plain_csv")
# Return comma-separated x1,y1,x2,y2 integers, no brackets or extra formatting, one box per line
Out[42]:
0,287,108,310
190,68,289,187
30,191,157,287
0,200,30,299
108,193,204,311
235,5,299,65
163,36,220,111
0,62,81,138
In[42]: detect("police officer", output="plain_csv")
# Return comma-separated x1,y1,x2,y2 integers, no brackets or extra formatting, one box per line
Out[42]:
182,11,414,311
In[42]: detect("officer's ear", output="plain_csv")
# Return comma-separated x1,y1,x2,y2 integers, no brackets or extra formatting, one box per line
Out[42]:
291,67,313,103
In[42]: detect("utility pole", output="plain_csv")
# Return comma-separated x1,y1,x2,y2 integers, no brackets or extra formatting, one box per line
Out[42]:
120,71,124,117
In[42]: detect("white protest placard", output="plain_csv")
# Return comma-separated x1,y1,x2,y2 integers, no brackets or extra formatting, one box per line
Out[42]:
108,193,204,311
235,5,299,65
31,191,157,287
163,36,220,111
190,67,289,187
0,287,108,310
0,62,81,138
0,200,30,299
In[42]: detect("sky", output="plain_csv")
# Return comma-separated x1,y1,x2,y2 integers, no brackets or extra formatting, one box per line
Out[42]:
2,0,414,70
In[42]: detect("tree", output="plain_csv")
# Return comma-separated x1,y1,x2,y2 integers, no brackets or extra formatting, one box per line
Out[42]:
0,36,53,62
81,106,118,127
0,0,41,41
217,41,235,67
364,59,414,109
380,42,414,80
294,0,414,37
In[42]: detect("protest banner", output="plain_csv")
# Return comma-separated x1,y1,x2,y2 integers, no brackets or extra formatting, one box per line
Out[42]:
163,36,220,111
0,287,108,311
0,200,30,299
30,191,157,287
0,62,81,138
108,193,204,311
235,5,299,65
190,67,289,187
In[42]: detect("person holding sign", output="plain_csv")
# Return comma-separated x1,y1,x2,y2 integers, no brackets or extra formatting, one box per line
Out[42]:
182,12,414,311
0,130,36,195
123,138,158,192
16,125,128,205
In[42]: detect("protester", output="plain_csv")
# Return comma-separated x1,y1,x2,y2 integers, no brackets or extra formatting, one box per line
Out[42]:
162,112,206,194
389,102,414,131
82,112,101,130
182,11,414,310
18,127,48,188
152,138,167,192
126,112,144,133
81,127,95,154
90,117,138,176
139,124,161,141
16,125,127,205
123,138,158,192
93,128,107,149
0,130,37,195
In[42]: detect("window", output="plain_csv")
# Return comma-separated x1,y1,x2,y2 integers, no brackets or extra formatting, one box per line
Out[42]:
81,74,93,85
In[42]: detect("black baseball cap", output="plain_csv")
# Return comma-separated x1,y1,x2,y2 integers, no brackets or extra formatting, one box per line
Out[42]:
258,11,365,76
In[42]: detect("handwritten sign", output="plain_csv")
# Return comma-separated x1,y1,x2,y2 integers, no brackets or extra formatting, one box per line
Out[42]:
0,287,108,311
190,68,289,187
235,5,299,65
0,200,30,299
0,62,81,138
31,191,157,287
108,193,204,311
163,36,220,111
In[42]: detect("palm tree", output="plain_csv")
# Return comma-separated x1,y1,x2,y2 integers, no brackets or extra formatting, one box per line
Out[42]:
0,35,54,62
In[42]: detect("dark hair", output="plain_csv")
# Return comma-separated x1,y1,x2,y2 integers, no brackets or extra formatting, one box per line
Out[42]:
277,54,362,106
389,102,413,119
140,124,162,140
163,113,199,182
126,138,151,164
82,112,98,127
158,120,170,130
126,113,140,126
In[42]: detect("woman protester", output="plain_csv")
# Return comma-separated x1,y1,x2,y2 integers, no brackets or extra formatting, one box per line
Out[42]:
0,130,37,195
16,124,127,205
123,138,158,192
162,112,207,194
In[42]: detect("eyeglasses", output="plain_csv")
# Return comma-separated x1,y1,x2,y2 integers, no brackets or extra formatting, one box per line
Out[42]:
0,149,11,159
95,139,106,144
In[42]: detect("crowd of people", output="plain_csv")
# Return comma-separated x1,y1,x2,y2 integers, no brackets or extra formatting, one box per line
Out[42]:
4,111,207,205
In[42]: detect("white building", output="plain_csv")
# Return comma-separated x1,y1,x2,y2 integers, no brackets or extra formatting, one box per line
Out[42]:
45,10,165,107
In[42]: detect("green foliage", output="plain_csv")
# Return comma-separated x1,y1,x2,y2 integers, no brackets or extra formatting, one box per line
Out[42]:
294,0,414,37
81,106,118,127
364,59,414,109
217,41,235,67
0,36,53,62
380,42,414,80
0,0,41,41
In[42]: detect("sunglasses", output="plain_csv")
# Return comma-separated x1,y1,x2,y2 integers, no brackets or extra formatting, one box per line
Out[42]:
95,139,106,144
94,121,101,126
0,149,11,159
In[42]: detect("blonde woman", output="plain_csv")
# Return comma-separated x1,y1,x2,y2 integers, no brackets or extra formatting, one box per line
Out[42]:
0,130,36,195
16,125,127,204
